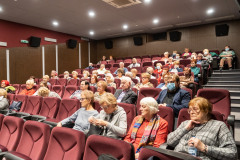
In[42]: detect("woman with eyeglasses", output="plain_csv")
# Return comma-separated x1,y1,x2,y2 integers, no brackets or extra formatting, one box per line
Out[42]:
167,97,237,160
94,80,107,101
89,75,98,88
133,73,153,91
89,92,127,139
57,90,98,133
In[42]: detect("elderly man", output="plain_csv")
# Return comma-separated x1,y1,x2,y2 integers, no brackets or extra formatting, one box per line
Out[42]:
219,45,235,71
114,62,128,74
51,70,58,79
146,67,156,79
86,63,94,69
128,58,140,68
156,74,191,117
97,64,107,74
42,75,51,85
114,77,137,104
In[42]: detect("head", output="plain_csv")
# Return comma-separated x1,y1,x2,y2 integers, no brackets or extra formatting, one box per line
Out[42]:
117,68,124,77
225,45,230,51
105,70,110,74
183,67,191,77
191,52,197,59
83,70,89,77
140,97,159,118
39,81,48,88
72,71,78,78
100,64,105,69
80,90,94,108
156,63,162,70
176,54,180,59
203,49,209,56
99,93,117,114
42,75,50,83
1,80,9,88
168,57,173,63
102,56,106,61
197,54,203,60
174,60,180,68
125,72,133,78
51,70,57,77
109,55,113,60
90,75,98,84
191,59,197,67
166,74,180,92
97,81,107,93
146,67,154,75
0,88,7,98
26,79,34,89
184,48,190,53
80,80,90,90
141,73,151,84
173,50,177,55
188,97,212,122
64,71,70,78
119,62,124,68
105,73,114,83
132,58,137,64
164,52,169,58
89,63,93,67
29,76,35,81
162,67,169,75
120,76,131,90
131,68,138,77
38,87,50,97
163,74,171,84
92,70,98,75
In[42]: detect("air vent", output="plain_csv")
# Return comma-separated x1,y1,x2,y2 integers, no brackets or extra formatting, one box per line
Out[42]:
102,0,142,8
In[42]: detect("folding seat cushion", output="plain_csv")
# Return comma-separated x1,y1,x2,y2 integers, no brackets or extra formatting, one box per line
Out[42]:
56,78,67,86
106,86,116,94
83,135,135,160
7,93,15,105
0,116,24,152
157,106,174,132
2,121,50,160
43,127,85,160
14,95,28,112
67,79,79,86
21,96,43,115
0,114,3,131
62,86,78,99
52,85,65,98
49,79,56,85
12,84,20,94
38,97,61,119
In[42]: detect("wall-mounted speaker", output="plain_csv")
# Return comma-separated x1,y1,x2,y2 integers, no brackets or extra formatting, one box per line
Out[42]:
153,32,167,40
67,39,77,49
104,40,113,49
133,36,143,46
215,24,229,37
29,36,41,47
169,31,182,42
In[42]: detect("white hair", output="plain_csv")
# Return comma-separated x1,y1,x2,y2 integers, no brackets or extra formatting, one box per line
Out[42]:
26,79,34,85
125,72,133,78
64,71,69,74
121,76,132,85
164,52,169,55
105,73,114,82
140,97,159,114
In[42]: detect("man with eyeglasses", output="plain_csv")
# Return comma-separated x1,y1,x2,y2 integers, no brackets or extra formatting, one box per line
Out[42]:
114,77,137,104
156,74,191,117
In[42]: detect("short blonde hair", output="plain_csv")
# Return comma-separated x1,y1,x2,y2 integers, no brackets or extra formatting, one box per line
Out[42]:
140,97,159,114
38,87,50,97
141,73,151,80
83,70,90,76
43,75,49,80
131,68,138,74
26,79,34,85
72,71,78,75
174,60,180,65
99,92,117,108
0,88,7,98
97,80,107,90
81,90,94,105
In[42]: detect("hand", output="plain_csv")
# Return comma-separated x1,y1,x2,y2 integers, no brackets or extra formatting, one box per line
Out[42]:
88,116,97,124
188,137,206,152
135,153,139,159
95,119,108,126
57,122,62,127
185,120,200,131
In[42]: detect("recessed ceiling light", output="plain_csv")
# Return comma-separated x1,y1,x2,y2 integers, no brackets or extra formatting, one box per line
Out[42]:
144,0,152,4
0,7,3,12
89,31,94,35
52,21,59,27
207,8,214,15
153,18,159,24
88,11,95,17
123,24,128,30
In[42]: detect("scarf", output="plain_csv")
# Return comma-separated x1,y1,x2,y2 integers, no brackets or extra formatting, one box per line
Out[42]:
130,114,160,153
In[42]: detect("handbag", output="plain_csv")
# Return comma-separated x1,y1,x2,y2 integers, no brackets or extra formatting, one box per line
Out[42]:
87,124,104,138
9,101,22,111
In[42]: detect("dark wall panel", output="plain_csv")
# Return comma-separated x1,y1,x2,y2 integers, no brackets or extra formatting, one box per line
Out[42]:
81,41,89,69
0,49,7,81
45,45,56,76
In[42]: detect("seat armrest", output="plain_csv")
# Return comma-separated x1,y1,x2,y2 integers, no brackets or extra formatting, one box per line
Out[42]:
0,109,9,115
198,74,201,78
42,120,57,127
0,152,30,160
227,115,235,126
30,115,46,121
159,143,168,149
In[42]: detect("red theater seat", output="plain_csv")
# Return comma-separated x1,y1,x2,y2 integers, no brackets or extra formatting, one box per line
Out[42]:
7,93,15,105
67,79,79,86
12,84,20,94
49,79,56,85
56,78,67,86
157,106,174,132
62,86,79,99
0,114,3,131
52,85,65,98
106,86,116,94
38,97,61,119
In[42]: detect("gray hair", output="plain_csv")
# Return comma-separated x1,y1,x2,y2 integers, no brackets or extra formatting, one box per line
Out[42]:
140,97,159,114
121,76,132,85
125,72,133,78
26,79,34,85
105,73,114,82
164,52,169,55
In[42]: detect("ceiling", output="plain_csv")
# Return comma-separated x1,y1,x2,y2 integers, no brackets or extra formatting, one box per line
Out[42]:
0,0,240,40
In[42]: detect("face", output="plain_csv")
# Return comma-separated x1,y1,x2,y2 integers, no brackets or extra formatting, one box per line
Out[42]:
64,72,69,78
1,82,6,88
91,76,96,83
184,68,191,75
109,56,113,60
191,62,196,67
132,58,136,63
43,76,48,83
121,79,130,90
105,76,111,82
119,63,124,68
188,105,206,122
80,94,90,108
100,64,104,69
197,56,202,60
73,73,78,78
147,68,153,74
184,48,189,53
51,71,56,77
102,56,106,60
117,72,123,77
80,81,88,90
225,46,229,50
167,77,179,89
169,58,173,62
97,83,104,93
164,54,169,58
26,82,33,89
164,76,170,84
142,76,149,84
140,104,151,118
101,102,115,114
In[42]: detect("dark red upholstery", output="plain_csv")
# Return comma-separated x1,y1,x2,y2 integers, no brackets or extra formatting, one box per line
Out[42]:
93,101,102,113
113,63,120,68
22,96,42,115
197,89,230,122
110,67,118,74
43,127,85,160
62,86,79,99
67,79,79,86
180,59,191,67
157,106,174,132
118,103,136,131
153,60,165,66
89,86,97,93
114,78,121,89
12,84,20,94
142,58,151,63
0,114,3,131
49,79,56,85
131,78,138,85
116,60,123,63
106,86,116,94
56,78,67,86
136,88,162,114
75,68,82,74
152,57,162,61
149,79,158,88
7,93,15,105
182,87,193,99
105,64,112,69
14,95,28,112
38,97,61,118
83,135,134,160
142,61,153,67
124,59,132,63
52,85,65,98
0,116,24,152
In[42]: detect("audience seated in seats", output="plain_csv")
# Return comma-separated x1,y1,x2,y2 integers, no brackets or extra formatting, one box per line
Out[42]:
72,71,80,80
124,97,168,159
114,76,137,104
94,80,107,101
105,73,116,89
29,76,36,85
154,63,163,84
179,67,194,88
37,87,61,99
115,68,124,79
156,74,191,117
125,72,136,88
190,59,200,83
191,52,197,60
43,75,51,85
166,57,174,67
219,45,235,71
128,58,141,68
161,51,170,62
114,62,128,74
196,53,204,65
97,56,107,64
156,74,171,90
107,55,114,61
203,49,213,64
0,80,15,93
171,50,178,59
33,81,48,96
51,70,58,79
86,62,95,69
70,80,89,100
170,60,183,73
167,97,237,160
97,64,107,74
134,73,154,91
63,71,71,80
175,53,181,60
81,70,90,79
0,88,9,110
146,67,156,79
89,92,127,139
90,75,98,88
57,90,98,133
131,68,140,84
19,79,36,96
182,48,192,58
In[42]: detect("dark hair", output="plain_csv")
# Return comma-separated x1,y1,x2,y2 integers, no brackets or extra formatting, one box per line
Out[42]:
91,75,98,83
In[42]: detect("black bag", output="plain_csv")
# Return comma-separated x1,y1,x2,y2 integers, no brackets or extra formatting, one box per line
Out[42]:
98,154,118,160
87,124,104,137
9,101,22,111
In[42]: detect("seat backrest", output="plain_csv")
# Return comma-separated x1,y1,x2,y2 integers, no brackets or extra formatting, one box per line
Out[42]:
93,101,102,113
113,63,120,68
23,96,43,115
56,78,67,86
142,61,153,67
67,79,79,86
49,79,56,85
19,84,26,93
43,127,85,160
12,84,20,94
180,59,191,67
124,59,132,63
0,114,4,131
114,79,121,89
0,116,24,151
157,106,174,132
75,68,82,74
52,85,65,98
38,97,61,118
197,89,230,121
7,93,15,105
16,121,50,160
106,86,116,94
142,58,151,63
55,99,80,121
149,79,158,88
89,86,97,93
83,135,134,160
62,86,79,99
153,60,165,67
182,87,193,99
152,57,162,61
116,60,123,63
136,88,162,114
14,95,28,112
141,66,154,73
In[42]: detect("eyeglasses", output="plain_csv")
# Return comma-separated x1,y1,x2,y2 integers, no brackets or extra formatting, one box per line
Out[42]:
142,77,148,79
187,108,200,114
80,98,87,101
101,105,109,109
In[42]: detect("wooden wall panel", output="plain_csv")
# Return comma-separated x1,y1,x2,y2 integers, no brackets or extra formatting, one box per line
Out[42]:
45,45,56,76
0,49,7,81
81,41,89,69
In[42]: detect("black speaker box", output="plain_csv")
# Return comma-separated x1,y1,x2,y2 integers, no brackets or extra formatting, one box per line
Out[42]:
67,39,77,49
153,32,167,40
133,36,143,46
215,24,229,37
169,31,182,42
104,40,113,49
29,36,41,47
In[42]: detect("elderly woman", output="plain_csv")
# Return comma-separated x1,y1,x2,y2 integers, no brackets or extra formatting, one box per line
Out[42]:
42,75,51,85
63,71,71,80
90,75,98,88
72,71,80,80
167,97,237,160
51,70,58,79
124,97,168,159
134,73,153,90
70,80,89,100
57,90,99,133
94,81,107,101
1,80,15,93
19,79,36,96
0,88,9,110
97,64,107,74
196,54,204,65
131,68,140,84
82,70,90,79
116,68,124,79
190,59,200,83
37,87,61,99
105,73,116,89
89,93,127,139
146,67,156,79
170,60,183,73
180,67,194,88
